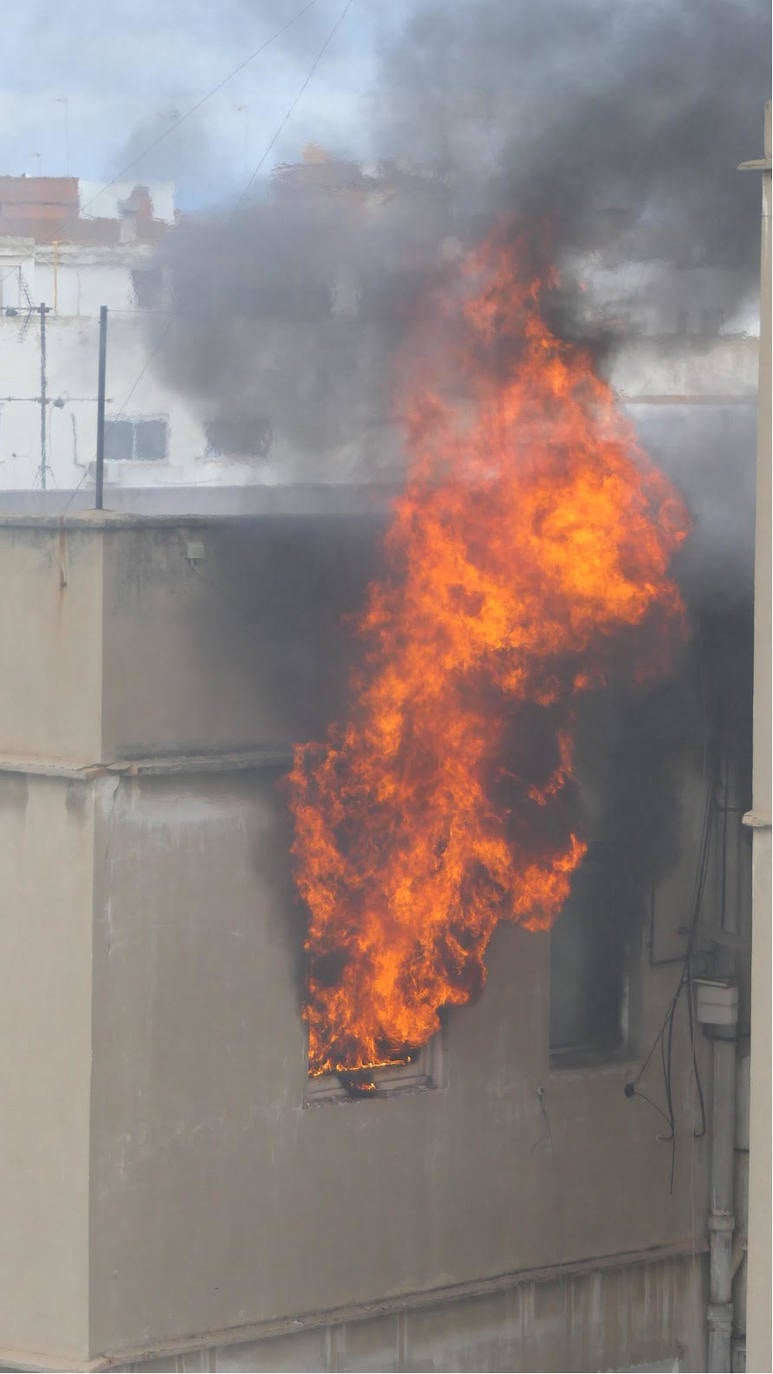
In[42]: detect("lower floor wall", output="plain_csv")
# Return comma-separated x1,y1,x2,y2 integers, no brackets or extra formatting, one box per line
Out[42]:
110,1247,706,1374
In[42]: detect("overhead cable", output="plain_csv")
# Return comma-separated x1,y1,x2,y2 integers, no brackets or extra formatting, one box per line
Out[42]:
236,0,355,205
80,0,321,216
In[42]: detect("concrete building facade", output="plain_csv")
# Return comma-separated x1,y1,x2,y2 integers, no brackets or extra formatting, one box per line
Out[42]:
0,505,755,1372
0,156,762,1373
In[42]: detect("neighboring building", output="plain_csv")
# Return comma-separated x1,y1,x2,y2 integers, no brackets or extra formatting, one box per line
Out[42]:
0,165,425,494
0,175,199,492
0,165,760,503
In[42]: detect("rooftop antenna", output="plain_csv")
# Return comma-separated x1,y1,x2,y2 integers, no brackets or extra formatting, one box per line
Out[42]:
17,270,35,342
54,97,70,176
38,303,49,490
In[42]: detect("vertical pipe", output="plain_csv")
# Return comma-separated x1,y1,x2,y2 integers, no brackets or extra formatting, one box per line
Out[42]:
95,305,108,511
707,1027,737,1372
39,303,47,491
732,1048,750,1369
743,100,772,1374
705,763,740,1373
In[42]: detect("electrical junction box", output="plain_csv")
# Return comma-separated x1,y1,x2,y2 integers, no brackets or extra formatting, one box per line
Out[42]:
185,541,206,563
693,978,738,1028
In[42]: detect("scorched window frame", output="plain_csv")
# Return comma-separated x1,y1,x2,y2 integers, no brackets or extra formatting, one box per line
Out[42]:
303,1028,445,1107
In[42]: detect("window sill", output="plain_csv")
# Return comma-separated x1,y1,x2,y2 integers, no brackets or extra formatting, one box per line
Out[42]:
304,1033,444,1107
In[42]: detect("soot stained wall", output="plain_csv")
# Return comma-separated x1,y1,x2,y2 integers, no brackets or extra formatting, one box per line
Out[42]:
86,518,711,1362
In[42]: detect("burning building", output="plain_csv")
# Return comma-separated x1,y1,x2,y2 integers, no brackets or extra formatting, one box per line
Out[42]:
0,0,768,1367
0,498,722,1372
0,211,763,1366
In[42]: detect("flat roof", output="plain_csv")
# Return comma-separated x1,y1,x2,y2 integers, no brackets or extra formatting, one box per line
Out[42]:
0,484,399,523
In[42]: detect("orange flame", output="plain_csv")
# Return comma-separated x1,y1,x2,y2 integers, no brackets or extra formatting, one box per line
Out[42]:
288,231,690,1077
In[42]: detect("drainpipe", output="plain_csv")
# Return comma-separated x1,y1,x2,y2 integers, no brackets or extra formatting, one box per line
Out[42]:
739,101,772,1374
732,1044,750,1370
697,976,738,1372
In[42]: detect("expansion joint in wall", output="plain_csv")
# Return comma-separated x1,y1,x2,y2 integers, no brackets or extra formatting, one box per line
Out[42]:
0,747,293,781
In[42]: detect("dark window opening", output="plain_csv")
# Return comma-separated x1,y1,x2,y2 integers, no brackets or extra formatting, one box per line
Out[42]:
103,418,133,462
549,841,628,1065
135,418,168,460
105,416,168,461
204,418,273,459
130,267,164,308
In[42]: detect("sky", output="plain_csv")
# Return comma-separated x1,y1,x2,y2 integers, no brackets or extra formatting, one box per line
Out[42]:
1,0,407,207
3,0,768,243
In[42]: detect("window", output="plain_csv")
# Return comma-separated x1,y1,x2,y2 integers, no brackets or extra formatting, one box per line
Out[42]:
204,418,272,460
549,841,629,1065
304,1031,444,1106
130,266,164,309
104,416,168,462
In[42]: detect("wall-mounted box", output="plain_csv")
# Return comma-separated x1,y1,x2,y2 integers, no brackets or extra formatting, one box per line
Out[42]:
694,978,738,1028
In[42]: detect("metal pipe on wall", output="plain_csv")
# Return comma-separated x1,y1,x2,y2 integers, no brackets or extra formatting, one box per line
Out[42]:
707,1020,738,1372
39,302,47,491
739,100,772,1374
95,305,108,511
705,758,743,1373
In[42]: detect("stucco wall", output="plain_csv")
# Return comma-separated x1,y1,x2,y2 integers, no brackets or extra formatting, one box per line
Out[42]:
83,520,714,1364
0,773,94,1362
119,1251,705,1372
99,516,379,759
0,516,718,1370
0,518,103,764
87,761,710,1364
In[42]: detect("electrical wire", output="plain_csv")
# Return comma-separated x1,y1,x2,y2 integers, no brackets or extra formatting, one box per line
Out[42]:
79,0,321,218
61,463,92,515
627,739,715,1192
81,0,354,461
111,317,178,420
236,0,355,206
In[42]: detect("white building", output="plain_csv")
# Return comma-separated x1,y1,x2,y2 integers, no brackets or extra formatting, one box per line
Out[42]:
0,176,195,492
0,168,759,504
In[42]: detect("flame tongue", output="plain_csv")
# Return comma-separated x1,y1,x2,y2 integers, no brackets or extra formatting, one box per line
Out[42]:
289,232,689,1077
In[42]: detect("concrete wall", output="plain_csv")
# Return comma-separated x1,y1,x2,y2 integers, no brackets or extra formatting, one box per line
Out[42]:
99,516,376,759
120,1250,705,1372
0,517,103,764
0,516,725,1370
87,761,711,1364
0,773,94,1363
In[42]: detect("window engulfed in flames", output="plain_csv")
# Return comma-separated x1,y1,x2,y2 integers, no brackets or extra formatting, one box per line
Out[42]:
288,230,690,1078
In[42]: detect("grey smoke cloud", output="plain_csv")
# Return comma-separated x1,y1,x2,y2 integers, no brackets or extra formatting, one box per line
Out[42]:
151,160,454,470
151,0,769,469
376,0,769,284
110,107,233,207
146,0,764,957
